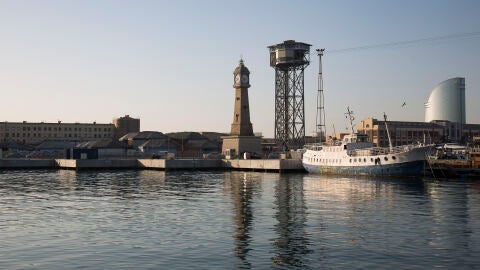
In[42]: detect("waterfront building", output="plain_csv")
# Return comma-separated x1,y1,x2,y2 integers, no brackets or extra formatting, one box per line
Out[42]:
425,77,465,124
113,115,141,138
168,131,221,158
358,118,480,147
0,115,139,144
119,131,169,148
222,59,262,157
357,77,479,146
358,118,443,147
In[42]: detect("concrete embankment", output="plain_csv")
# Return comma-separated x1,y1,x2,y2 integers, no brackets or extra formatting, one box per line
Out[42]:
0,158,305,172
225,159,305,172
0,159,56,169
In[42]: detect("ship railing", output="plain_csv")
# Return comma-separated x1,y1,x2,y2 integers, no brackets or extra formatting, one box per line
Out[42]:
349,144,417,157
304,141,342,150
470,147,480,153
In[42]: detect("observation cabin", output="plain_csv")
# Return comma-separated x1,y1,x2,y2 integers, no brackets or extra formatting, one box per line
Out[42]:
268,40,311,69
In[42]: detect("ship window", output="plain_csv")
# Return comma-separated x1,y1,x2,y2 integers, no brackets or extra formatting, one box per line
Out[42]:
371,158,373,162
354,158,357,162
384,157,388,161
392,156,396,160
350,159,352,163
364,158,366,162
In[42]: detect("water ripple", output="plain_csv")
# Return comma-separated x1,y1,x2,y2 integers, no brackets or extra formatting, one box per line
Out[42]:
1,170,480,269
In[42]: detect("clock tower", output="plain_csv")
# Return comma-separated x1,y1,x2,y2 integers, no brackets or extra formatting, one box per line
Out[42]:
222,59,262,158
231,59,253,136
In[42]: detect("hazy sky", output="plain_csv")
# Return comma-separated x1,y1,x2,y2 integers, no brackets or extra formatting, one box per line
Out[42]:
1,0,479,137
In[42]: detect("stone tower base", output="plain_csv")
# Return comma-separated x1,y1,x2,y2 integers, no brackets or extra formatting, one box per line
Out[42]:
222,136,262,158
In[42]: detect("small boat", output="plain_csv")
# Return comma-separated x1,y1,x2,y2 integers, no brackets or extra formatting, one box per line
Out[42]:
302,109,432,177
426,141,480,178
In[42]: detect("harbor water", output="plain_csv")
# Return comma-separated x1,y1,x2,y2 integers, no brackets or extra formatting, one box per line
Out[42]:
1,170,480,269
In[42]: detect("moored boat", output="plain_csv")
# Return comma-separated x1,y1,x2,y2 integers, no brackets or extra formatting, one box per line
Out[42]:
302,108,432,177
426,140,480,178
302,133,431,177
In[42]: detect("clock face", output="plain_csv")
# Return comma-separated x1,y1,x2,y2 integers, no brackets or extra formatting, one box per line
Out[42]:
235,74,241,84
241,74,249,84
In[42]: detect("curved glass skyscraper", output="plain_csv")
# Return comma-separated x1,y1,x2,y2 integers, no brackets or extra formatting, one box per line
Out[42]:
425,77,466,124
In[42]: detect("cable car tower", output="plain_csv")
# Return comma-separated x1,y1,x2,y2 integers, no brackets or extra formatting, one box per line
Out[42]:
268,40,311,150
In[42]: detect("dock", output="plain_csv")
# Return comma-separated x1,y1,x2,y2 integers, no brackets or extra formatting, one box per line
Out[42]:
0,158,305,173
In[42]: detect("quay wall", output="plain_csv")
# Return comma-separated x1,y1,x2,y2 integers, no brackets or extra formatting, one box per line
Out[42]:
0,159,56,169
56,159,138,170
0,158,305,172
167,159,222,170
224,159,305,172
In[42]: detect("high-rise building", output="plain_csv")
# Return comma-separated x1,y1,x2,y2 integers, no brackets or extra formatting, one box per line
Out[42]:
425,77,466,124
357,77,479,145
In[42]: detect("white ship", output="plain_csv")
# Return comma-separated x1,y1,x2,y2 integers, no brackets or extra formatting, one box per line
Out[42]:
302,109,432,177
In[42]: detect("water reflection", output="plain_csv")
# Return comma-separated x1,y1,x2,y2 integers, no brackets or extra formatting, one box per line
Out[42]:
271,174,312,269
1,171,480,269
424,180,476,265
224,172,262,269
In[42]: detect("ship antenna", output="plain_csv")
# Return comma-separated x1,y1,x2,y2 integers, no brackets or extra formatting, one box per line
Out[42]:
316,48,326,143
345,107,355,134
383,112,393,152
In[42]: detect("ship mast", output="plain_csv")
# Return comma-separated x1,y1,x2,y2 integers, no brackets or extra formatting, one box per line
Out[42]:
383,112,393,152
346,107,355,134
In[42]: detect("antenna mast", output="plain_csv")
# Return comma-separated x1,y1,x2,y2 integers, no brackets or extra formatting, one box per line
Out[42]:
316,48,326,143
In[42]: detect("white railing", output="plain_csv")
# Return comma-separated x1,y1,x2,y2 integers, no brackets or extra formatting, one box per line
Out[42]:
349,144,417,157
304,141,342,150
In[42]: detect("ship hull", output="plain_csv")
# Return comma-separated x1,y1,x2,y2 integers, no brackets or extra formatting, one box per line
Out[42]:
302,145,431,177
303,160,425,177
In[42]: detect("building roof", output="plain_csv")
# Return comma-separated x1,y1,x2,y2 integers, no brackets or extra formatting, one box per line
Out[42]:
119,132,139,141
133,131,169,140
167,132,208,141
35,141,77,150
115,114,139,121
199,132,229,142
186,140,219,149
233,59,250,75
76,139,127,149
139,139,179,148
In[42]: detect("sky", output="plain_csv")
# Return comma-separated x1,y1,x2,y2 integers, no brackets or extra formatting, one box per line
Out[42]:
0,0,479,137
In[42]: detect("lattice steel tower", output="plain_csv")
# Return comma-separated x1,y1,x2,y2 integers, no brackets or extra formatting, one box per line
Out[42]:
268,40,311,150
